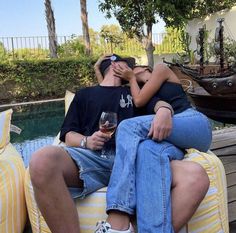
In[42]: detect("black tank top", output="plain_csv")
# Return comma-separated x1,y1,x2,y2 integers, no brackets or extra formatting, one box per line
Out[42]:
153,81,191,114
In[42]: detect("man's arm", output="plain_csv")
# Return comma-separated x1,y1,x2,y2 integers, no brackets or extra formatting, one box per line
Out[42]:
65,131,87,147
65,131,110,150
60,91,110,150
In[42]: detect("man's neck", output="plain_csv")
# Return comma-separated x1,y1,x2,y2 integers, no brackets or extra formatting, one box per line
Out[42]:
100,74,121,87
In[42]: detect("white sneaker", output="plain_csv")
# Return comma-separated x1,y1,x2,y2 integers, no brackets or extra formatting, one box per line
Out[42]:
94,220,132,233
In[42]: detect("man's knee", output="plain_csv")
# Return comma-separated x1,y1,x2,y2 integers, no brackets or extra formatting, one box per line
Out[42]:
138,140,150,153
137,140,158,159
138,140,178,158
29,146,64,187
172,161,209,195
189,162,210,195
117,118,134,133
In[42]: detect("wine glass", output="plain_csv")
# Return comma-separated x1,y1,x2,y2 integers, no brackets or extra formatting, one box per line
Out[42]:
99,112,118,157
99,112,118,136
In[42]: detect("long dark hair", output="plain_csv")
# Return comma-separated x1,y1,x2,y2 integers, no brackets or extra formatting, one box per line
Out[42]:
133,65,153,72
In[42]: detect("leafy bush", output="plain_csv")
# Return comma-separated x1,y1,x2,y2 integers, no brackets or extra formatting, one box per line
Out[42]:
0,42,10,62
224,38,236,66
57,35,86,58
13,48,49,60
0,56,98,103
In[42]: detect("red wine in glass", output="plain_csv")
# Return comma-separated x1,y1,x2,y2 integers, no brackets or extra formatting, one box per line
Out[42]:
99,112,117,136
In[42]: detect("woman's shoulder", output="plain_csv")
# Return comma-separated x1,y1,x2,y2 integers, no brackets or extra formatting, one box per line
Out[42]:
152,63,174,79
153,63,169,71
155,63,180,83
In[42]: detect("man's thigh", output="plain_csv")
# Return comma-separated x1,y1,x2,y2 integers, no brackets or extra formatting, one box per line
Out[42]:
63,146,115,198
30,145,82,188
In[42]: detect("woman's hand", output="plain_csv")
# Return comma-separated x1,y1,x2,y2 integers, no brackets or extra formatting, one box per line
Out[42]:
94,54,112,67
148,107,172,141
94,54,112,83
112,63,135,81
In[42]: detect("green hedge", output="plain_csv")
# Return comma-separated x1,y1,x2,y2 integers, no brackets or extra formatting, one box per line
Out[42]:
0,57,98,103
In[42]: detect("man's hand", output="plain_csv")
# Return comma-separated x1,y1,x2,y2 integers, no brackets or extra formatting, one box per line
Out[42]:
86,130,111,150
148,107,172,141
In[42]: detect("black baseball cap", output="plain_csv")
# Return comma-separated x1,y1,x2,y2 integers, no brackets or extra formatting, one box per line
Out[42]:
99,54,136,77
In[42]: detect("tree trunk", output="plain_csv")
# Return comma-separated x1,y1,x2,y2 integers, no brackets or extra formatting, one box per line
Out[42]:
80,0,91,55
44,0,58,58
145,25,155,68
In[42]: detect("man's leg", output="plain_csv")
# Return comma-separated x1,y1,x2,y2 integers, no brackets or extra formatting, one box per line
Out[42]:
29,145,83,233
136,140,184,233
171,160,209,232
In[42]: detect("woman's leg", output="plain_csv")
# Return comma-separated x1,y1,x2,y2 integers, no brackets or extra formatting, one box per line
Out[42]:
105,109,211,231
107,109,211,213
167,108,212,152
136,140,184,233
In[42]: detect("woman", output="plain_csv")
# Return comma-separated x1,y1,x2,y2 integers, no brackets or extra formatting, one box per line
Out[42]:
111,62,212,150
95,61,212,233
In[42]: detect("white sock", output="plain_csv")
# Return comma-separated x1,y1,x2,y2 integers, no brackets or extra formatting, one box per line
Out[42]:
108,225,131,233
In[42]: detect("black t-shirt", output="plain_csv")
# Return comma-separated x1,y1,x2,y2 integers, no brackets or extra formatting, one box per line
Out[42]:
60,85,136,148
146,82,191,114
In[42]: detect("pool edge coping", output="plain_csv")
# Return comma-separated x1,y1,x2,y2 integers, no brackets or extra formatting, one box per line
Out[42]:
0,98,64,108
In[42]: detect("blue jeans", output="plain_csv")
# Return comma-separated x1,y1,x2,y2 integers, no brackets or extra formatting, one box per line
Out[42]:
62,146,115,199
106,108,212,232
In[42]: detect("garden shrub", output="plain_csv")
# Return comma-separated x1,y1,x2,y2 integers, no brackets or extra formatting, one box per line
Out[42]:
0,56,98,103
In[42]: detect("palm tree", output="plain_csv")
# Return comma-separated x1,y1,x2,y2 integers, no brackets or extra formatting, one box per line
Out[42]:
45,0,58,58
80,0,91,55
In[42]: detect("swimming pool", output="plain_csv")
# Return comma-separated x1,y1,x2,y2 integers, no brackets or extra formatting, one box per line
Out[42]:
1,100,64,167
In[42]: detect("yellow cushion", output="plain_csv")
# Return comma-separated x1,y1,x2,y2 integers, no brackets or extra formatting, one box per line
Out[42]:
0,109,13,153
183,149,229,233
24,149,229,233
0,143,27,233
52,90,75,145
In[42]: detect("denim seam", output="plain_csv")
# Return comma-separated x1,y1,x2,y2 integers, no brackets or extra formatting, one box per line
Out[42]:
126,119,150,209
161,153,167,233
158,144,175,232
127,121,140,209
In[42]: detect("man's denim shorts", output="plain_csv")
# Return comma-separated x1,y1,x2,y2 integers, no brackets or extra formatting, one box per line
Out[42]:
62,146,115,199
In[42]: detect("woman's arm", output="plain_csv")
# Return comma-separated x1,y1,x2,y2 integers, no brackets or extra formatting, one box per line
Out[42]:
131,64,173,107
94,54,112,83
114,63,178,107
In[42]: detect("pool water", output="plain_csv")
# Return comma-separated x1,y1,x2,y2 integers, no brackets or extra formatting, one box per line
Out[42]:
4,101,65,167
11,101,64,143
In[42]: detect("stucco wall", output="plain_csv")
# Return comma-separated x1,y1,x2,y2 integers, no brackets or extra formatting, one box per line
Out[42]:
138,7,236,66
138,53,178,66
186,6,236,50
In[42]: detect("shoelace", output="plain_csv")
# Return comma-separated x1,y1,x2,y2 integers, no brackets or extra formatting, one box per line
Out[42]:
95,221,110,233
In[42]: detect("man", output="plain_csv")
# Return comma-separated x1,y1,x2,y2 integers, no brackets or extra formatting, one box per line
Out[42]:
29,54,209,233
